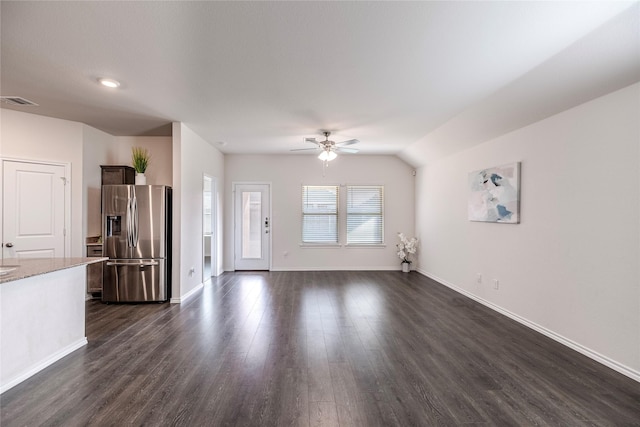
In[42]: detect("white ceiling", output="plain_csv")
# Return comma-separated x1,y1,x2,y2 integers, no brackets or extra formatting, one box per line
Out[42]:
1,1,638,165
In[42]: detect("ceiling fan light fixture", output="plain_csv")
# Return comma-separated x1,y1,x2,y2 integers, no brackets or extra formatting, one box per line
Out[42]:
318,150,337,161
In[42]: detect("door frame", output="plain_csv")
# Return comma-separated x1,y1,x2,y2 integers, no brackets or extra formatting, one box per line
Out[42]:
232,182,272,271
1,157,72,258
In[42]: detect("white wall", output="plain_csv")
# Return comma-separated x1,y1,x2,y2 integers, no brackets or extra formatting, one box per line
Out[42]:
111,136,173,186
415,83,640,379
1,110,84,257
171,123,224,302
224,154,415,271
82,125,116,241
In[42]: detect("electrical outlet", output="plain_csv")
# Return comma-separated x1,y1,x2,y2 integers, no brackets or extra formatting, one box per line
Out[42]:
493,279,499,290
476,273,482,284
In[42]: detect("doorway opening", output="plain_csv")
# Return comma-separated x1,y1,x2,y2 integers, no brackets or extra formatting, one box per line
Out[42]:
203,175,217,281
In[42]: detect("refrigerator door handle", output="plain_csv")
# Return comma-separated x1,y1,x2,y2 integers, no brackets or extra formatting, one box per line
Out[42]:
106,261,159,267
126,197,134,247
132,196,139,247
126,198,131,247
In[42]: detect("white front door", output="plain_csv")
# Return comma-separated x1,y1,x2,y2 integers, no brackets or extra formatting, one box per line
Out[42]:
2,160,68,259
234,183,270,270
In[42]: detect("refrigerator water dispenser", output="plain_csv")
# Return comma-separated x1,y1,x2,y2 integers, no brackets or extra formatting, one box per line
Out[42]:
106,215,122,236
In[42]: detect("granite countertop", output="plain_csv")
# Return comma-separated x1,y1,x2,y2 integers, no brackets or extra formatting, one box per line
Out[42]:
0,257,108,284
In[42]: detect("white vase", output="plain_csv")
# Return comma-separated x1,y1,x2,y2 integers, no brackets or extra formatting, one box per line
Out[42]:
402,262,410,273
135,173,146,185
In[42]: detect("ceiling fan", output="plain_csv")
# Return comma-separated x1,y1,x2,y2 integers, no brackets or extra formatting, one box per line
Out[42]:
291,131,359,161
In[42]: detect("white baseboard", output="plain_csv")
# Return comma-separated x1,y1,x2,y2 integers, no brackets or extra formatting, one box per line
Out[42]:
170,282,204,304
270,266,400,272
416,268,640,383
1,338,88,394
222,267,401,272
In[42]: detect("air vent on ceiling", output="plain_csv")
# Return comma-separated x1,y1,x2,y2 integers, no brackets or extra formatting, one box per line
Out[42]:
1,96,39,106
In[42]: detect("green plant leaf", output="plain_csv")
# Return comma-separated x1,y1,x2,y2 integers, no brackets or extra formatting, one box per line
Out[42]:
131,147,150,173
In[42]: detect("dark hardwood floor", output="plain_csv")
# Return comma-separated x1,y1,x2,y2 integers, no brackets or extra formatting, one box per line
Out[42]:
2,271,639,426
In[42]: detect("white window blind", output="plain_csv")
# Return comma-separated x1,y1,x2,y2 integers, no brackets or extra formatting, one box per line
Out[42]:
347,186,384,244
302,185,339,243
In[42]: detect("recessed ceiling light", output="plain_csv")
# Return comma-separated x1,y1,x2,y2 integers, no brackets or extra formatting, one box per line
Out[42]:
98,78,120,88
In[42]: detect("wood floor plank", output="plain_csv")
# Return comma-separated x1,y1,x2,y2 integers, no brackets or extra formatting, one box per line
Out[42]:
307,327,335,403
2,271,639,426
329,361,396,426
309,401,339,427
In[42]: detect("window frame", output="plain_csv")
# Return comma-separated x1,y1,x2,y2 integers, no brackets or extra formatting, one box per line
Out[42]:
346,185,385,246
300,184,385,247
301,185,340,245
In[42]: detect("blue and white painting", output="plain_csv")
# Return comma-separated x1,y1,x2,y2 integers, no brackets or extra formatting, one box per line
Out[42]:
468,162,520,223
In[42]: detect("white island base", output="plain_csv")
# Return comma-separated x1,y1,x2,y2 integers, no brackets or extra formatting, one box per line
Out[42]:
1,258,103,394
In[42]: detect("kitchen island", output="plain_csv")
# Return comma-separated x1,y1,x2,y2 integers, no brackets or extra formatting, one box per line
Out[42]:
0,257,107,393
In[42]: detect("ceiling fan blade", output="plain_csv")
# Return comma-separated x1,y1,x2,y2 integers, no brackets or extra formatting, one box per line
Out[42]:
337,139,359,146
304,137,317,143
335,147,359,154
290,147,319,152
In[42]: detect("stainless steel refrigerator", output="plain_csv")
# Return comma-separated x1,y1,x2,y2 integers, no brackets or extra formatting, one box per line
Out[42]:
102,185,172,302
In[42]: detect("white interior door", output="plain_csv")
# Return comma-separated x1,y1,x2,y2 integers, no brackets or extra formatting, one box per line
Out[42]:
2,160,68,259
234,183,270,270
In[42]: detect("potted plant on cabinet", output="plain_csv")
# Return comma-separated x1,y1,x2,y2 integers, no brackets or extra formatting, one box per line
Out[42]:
396,232,418,272
132,147,150,185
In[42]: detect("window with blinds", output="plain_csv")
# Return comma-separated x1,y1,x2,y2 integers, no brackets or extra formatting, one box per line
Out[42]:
302,185,339,243
347,185,384,244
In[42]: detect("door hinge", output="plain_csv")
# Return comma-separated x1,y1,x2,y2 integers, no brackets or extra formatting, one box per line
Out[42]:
60,177,68,185
63,228,67,236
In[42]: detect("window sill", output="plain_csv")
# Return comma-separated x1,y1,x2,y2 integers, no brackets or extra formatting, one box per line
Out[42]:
298,243,387,249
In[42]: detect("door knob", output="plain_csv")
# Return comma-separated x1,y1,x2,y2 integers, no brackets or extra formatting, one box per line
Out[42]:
5,243,14,248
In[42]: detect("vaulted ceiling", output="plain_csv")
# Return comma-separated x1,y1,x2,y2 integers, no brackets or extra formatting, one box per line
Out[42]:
2,1,638,166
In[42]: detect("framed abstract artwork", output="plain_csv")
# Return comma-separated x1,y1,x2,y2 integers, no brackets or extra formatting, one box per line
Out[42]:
468,162,520,223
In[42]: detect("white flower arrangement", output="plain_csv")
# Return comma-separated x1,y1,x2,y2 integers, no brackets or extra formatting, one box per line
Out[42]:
396,232,418,264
